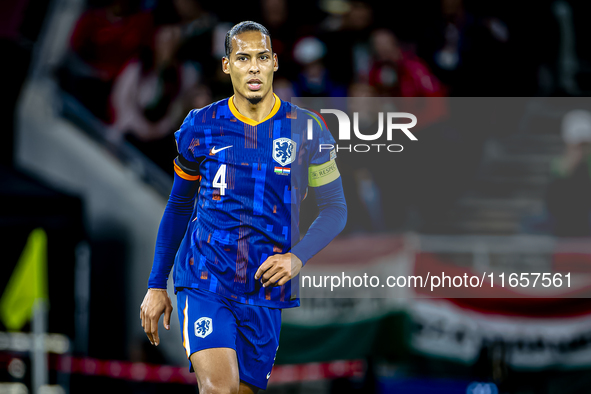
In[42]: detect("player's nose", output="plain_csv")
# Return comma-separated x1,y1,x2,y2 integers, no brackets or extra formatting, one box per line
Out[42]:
248,58,260,73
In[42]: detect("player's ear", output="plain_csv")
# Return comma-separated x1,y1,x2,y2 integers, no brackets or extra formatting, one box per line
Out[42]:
273,53,278,72
222,56,230,74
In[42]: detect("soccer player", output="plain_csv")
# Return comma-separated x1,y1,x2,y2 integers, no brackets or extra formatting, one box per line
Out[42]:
140,21,347,394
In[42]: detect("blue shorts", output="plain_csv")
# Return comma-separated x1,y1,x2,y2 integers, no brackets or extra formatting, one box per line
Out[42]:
176,287,282,390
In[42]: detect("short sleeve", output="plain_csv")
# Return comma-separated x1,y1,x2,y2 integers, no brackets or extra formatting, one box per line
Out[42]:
305,111,337,166
175,110,198,160
173,110,202,181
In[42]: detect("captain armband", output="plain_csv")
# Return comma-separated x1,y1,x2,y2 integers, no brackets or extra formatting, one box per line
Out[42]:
308,159,340,187
173,154,202,181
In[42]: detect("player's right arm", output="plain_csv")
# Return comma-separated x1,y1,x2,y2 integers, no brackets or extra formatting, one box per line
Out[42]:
140,110,202,346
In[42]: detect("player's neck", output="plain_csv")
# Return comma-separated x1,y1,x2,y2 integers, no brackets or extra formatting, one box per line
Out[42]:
232,91,276,123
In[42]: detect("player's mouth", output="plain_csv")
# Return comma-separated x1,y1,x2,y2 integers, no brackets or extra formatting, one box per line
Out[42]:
247,79,262,91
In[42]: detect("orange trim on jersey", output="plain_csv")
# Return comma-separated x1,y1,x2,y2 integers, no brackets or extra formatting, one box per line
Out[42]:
174,161,201,181
182,297,190,359
228,93,281,126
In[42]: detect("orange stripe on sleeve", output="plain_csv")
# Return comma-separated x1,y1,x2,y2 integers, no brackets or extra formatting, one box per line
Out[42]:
174,161,201,181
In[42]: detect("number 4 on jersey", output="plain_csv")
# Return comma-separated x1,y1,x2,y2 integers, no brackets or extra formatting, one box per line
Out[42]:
213,164,227,196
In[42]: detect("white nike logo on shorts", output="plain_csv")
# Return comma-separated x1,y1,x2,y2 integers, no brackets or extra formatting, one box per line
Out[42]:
210,145,232,154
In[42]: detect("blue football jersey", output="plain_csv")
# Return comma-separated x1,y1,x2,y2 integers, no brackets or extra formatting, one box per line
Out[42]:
172,94,337,308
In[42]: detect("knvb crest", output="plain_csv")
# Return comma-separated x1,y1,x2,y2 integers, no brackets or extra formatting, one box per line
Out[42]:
273,138,297,166
194,317,213,338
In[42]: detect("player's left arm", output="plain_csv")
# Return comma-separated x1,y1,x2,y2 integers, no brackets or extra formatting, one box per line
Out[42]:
255,161,347,287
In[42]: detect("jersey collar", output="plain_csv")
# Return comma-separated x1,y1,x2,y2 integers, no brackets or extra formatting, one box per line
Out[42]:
228,93,281,126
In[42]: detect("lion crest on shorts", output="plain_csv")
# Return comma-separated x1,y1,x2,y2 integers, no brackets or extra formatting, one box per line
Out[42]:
194,317,213,338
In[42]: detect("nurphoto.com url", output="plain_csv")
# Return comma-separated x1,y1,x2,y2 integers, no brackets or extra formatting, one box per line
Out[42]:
301,272,572,292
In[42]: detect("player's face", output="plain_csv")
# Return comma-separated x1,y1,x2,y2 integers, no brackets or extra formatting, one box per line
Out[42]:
222,31,278,103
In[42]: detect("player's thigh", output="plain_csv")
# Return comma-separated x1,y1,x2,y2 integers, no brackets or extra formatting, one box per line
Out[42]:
190,347,240,393
238,380,259,394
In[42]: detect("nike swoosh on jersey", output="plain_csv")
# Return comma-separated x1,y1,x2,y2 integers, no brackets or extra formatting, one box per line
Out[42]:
210,145,233,154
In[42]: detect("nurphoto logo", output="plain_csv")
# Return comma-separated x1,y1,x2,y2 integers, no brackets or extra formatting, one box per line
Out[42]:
307,110,418,153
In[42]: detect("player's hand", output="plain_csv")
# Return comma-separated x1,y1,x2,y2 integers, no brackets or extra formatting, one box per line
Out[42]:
140,288,173,346
254,253,303,288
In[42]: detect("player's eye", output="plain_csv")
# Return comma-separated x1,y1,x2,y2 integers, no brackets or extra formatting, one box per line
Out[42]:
260,55,269,60
238,56,247,61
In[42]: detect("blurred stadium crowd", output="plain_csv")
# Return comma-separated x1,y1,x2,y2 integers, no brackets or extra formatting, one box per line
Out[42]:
49,0,584,172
